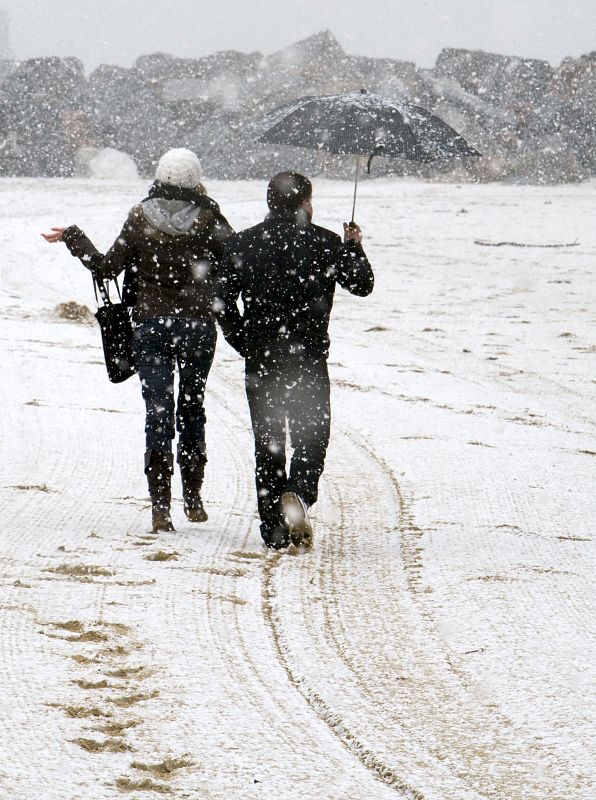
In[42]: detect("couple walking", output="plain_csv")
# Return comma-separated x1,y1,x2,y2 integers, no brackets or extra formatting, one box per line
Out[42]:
43,149,374,549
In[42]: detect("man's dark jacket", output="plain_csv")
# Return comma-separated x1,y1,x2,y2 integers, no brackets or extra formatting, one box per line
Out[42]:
215,209,374,358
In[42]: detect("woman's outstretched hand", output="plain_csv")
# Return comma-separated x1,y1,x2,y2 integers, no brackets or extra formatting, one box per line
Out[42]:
41,227,66,243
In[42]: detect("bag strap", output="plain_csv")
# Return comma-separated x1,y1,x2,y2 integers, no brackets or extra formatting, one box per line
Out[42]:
92,275,123,308
114,277,123,302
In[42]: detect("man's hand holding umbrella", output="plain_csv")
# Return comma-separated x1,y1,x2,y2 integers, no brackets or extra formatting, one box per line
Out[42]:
343,221,363,243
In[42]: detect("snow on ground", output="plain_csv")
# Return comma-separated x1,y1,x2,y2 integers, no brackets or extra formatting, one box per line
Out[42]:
0,176,594,799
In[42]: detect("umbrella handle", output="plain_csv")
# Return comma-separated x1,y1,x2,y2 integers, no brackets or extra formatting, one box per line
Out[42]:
350,156,361,225
351,147,384,225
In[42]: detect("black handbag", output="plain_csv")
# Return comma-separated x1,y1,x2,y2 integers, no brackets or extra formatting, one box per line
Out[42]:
92,276,137,383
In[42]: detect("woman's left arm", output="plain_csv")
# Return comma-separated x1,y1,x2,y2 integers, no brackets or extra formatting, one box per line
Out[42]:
42,213,137,281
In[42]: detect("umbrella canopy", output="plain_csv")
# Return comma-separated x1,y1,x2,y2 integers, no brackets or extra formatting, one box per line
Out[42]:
254,90,481,164
253,90,481,222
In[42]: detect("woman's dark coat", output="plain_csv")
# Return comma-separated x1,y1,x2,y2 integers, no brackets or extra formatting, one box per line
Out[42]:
62,184,233,320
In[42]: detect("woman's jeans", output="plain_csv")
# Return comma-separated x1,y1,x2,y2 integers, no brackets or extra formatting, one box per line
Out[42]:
132,318,216,462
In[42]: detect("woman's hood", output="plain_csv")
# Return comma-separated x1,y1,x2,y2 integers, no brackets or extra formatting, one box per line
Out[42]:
141,197,201,236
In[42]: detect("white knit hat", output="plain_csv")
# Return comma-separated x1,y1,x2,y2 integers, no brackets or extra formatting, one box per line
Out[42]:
155,148,202,189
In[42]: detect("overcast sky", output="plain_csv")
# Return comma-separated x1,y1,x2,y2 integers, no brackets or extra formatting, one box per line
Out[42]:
1,0,594,72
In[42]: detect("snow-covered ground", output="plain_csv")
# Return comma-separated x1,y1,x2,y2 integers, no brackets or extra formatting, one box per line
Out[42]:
1,176,594,799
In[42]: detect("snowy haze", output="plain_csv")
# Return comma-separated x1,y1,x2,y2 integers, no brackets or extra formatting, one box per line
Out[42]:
2,0,596,71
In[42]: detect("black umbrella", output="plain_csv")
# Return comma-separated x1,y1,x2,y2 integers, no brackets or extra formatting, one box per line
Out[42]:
254,90,481,221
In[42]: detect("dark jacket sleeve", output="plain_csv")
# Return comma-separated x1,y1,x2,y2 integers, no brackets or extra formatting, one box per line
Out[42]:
333,239,374,296
62,213,137,281
213,241,246,356
205,212,235,265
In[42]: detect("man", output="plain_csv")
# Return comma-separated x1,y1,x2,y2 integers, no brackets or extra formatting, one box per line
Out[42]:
215,172,374,549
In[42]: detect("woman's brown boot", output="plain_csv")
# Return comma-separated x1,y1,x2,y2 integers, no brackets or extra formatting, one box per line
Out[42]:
145,450,175,532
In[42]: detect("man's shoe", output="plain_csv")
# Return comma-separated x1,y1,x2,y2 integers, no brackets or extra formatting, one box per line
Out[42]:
260,521,290,550
184,496,208,523
281,492,313,548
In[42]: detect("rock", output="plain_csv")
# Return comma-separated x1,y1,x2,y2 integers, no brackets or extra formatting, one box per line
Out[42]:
0,56,86,176
86,64,178,175
74,146,139,180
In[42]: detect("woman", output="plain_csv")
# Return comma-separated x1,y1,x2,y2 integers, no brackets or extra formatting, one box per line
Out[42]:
43,148,233,532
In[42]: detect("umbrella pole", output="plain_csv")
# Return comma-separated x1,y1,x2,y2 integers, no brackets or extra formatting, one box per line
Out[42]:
350,156,361,225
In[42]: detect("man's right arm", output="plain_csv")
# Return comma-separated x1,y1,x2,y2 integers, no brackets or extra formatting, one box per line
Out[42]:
333,224,375,297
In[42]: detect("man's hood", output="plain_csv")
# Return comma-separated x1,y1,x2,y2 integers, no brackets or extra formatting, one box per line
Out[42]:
141,197,201,236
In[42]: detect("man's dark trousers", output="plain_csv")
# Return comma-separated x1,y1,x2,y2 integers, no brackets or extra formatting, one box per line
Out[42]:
245,347,330,527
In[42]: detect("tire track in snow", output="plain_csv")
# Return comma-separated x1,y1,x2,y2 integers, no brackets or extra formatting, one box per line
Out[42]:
263,425,583,799
260,430,458,799
261,551,418,799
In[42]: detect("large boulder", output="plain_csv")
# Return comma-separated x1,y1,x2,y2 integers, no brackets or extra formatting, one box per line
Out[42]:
74,146,139,180
434,48,554,106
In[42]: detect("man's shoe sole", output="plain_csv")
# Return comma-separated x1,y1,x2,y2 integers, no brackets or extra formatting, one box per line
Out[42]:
282,492,313,548
184,506,208,523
